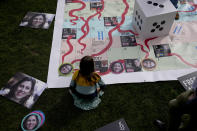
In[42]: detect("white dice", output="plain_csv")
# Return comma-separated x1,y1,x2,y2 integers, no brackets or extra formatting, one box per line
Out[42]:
132,0,177,39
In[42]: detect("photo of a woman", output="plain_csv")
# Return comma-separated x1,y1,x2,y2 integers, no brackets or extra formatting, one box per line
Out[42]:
110,61,124,74
0,72,47,109
23,114,39,130
20,12,55,29
28,14,46,28
59,63,73,76
21,113,42,131
142,58,156,71
4,77,36,106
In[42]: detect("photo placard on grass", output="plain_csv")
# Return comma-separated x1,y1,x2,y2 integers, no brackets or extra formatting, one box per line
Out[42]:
177,71,197,90
95,118,130,131
19,12,55,29
21,110,45,131
0,72,47,108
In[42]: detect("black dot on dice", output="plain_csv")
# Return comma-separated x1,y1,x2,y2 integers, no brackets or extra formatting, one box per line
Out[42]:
140,19,142,24
156,25,160,28
153,22,157,26
153,3,158,6
137,22,139,25
135,17,136,21
147,1,152,4
161,20,165,24
159,27,163,31
136,10,138,15
139,26,141,30
138,15,140,19
151,29,155,32
159,4,164,8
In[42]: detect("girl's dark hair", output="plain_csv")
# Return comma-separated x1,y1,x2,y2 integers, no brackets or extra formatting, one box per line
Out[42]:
23,114,39,130
79,56,95,81
28,14,46,28
5,77,36,105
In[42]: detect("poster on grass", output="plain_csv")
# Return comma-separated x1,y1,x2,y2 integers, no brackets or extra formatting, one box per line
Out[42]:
178,71,197,90
0,72,47,108
47,0,197,88
95,118,130,131
19,12,55,29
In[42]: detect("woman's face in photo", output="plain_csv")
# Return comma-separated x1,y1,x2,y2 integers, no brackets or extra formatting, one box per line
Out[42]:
134,60,140,67
113,63,122,73
143,60,156,69
61,65,72,74
32,15,44,27
14,81,32,99
26,115,37,130
143,61,152,68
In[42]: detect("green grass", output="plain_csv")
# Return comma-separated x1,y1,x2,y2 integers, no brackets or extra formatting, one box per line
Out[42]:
0,0,185,130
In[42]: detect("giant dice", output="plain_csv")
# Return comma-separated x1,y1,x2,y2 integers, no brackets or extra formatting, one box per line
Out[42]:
132,0,177,39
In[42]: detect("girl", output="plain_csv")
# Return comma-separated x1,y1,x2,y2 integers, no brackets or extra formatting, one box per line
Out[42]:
69,56,105,110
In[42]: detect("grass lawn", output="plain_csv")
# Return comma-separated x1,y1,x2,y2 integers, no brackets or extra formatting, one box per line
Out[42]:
0,0,185,130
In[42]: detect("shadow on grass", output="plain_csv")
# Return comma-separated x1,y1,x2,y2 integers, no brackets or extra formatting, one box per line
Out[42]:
47,89,84,129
